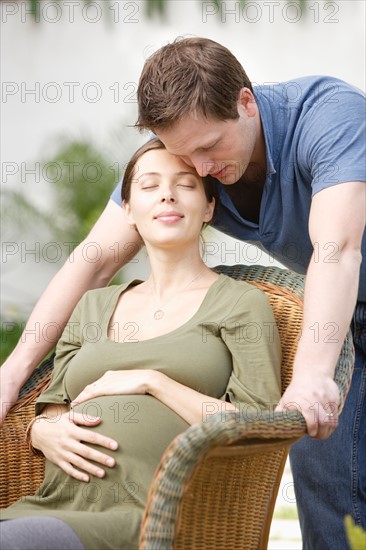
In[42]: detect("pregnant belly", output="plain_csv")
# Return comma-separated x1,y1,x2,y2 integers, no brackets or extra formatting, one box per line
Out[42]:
44,395,189,510
73,394,189,461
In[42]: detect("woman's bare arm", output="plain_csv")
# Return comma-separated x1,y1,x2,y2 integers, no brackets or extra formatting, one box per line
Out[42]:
0,200,142,424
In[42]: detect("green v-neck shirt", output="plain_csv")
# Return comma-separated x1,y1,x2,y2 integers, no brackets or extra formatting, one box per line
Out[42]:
2,275,281,549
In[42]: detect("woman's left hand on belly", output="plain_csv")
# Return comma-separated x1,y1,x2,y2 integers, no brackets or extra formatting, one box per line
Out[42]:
71,369,157,407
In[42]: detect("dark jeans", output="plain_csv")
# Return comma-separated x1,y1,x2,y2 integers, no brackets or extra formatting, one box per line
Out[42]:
290,301,366,549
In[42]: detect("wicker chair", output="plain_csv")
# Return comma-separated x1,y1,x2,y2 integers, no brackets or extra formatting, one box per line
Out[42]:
0,265,354,549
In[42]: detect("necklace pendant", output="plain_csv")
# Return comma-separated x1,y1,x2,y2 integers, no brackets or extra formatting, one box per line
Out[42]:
154,309,164,320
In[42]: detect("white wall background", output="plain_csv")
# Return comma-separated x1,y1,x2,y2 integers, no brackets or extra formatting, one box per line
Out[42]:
1,0,365,317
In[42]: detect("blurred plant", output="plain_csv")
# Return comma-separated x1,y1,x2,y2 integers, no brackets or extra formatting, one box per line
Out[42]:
3,139,121,252
345,515,366,550
26,0,310,21
198,0,308,17
28,0,110,19
1,139,129,363
0,321,56,365
0,322,24,365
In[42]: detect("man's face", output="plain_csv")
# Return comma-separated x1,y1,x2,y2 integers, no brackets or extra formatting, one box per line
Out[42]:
156,89,261,185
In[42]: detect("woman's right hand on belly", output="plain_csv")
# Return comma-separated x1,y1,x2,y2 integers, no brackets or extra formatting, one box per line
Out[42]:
31,409,118,482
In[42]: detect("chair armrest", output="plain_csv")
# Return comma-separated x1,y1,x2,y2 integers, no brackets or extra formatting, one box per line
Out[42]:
140,411,306,550
0,353,54,509
139,323,354,550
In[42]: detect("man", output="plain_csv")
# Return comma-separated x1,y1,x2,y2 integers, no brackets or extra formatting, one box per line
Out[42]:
1,37,365,549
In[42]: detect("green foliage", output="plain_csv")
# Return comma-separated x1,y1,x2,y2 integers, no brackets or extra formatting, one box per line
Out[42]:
1,139,121,362
145,0,166,19
345,516,366,550
26,0,314,21
29,0,39,18
0,322,56,366
3,139,119,250
40,140,119,246
1,136,125,364
273,506,298,520
0,322,24,365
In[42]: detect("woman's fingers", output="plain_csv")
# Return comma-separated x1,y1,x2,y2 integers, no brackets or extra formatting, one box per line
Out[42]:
57,422,118,480
60,445,114,482
71,436,117,469
71,370,150,407
33,412,118,481
58,459,92,483
72,419,118,451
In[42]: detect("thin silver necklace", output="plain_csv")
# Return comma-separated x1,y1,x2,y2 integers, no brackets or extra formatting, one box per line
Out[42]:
150,266,206,320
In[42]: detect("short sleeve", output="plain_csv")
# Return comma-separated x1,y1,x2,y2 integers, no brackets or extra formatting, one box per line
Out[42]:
35,298,83,415
298,81,366,196
220,287,282,410
110,179,123,207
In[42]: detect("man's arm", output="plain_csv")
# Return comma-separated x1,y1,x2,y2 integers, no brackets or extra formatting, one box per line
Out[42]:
0,199,142,424
276,181,365,439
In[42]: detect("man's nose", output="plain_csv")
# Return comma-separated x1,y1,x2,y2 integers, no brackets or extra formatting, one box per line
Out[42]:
192,156,215,177
180,156,194,168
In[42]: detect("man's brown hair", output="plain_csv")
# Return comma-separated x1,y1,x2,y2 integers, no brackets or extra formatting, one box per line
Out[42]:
136,37,253,131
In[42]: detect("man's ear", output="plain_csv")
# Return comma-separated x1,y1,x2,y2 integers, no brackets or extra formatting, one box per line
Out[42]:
238,87,256,117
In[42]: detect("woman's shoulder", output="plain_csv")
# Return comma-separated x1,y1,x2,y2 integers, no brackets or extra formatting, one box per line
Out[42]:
213,273,272,312
78,280,143,309
216,273,264,297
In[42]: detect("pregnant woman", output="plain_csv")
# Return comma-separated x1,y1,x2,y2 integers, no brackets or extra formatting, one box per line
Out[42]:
1,139,281,549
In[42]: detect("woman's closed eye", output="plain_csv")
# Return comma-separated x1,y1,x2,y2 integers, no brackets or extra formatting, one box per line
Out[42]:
140,180,159,190
176,177,198,189
142,184,159,190
177,182,195,189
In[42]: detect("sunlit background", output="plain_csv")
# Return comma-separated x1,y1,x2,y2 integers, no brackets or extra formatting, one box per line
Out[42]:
1,1,365,546
2,0,365,316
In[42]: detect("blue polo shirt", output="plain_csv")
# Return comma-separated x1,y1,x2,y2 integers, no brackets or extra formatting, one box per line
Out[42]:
110,76,366,301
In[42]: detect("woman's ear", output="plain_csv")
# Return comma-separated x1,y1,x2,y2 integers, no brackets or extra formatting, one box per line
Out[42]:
123,201,139,234
123,201,139,232
123,200,135,225
203,198,215,223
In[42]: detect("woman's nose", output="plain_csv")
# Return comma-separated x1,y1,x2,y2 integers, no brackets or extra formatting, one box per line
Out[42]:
161,189,176,202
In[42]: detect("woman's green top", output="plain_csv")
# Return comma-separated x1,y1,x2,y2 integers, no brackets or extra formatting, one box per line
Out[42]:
2,274,281,549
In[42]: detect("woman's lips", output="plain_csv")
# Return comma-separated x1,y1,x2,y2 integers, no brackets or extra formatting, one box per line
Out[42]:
154,211,184,224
